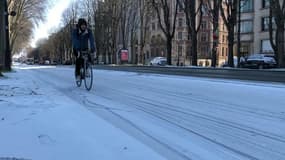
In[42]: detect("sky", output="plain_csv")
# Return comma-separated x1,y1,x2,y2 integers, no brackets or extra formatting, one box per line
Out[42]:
30,0,72,48
1,63,285,159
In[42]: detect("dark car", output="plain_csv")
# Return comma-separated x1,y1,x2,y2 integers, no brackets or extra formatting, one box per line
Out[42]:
241,54,277,69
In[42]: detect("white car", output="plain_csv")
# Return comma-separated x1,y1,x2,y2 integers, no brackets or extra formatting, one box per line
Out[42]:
149,57,167,66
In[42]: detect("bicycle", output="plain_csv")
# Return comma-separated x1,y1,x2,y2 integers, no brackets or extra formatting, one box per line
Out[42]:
75,51,93,91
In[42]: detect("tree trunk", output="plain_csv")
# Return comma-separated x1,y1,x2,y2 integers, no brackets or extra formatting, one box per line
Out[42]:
228,27,235,67
191,31,198,66
277,27,285,67
166,37,172,65
4,0,11,71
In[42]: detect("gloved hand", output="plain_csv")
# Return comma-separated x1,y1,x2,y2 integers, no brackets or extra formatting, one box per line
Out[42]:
77,51,80,58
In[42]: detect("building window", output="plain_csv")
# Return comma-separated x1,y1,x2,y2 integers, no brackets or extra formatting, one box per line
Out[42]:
240,44,250,56
201,5,208,15
223,24,226,31
178,2,183,12
201,33,207,41
178,32,183,40
240,20,253,33
178,18,183,27
262,17,270,31
201,21,207,30
201,46,208,55
240,0,253,12
261,40,273,53
178,45,183,56
262,0,270,8
262,17,276,31
152,23,155,30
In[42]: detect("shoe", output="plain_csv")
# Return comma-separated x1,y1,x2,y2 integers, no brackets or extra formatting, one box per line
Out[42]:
80,68,84,74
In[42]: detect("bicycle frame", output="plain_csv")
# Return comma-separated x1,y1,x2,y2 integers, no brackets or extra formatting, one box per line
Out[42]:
75,51,93,91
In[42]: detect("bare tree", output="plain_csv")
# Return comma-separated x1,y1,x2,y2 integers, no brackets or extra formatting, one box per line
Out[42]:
152,0,179,65
269,0,285,68
119,0,129,49
101,0,122,64
10,16,33,54
178,0,203,66
204,0,221,67
61,1,88,63
219,0,238,67
137,0,152,64
8,0,47,54
93,0,121,64
94,3,108,64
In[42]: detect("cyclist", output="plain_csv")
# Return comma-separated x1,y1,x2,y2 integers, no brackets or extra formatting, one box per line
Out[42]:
72,18,96,81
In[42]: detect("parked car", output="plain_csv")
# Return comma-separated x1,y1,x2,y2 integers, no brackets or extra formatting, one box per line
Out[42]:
222,56,239,68
241,53,277,69
149,57,167,66
44,60,50,65
51,60,58,65
25,58,34,65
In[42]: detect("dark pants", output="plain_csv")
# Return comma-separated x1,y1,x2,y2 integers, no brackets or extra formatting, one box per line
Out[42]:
74,49,83,76
75,57,83,76
74,49,91,76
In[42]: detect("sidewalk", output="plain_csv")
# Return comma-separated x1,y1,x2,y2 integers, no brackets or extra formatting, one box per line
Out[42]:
0,70,165,160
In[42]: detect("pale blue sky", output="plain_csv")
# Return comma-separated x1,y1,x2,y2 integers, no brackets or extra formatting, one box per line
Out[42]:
30,0,72,47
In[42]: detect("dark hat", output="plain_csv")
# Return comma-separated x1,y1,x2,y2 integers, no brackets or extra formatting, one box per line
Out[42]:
77,18,87,27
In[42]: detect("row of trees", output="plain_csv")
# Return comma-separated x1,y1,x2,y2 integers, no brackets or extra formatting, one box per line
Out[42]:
27,0,147,64
8,0,47,54
26,0,285,68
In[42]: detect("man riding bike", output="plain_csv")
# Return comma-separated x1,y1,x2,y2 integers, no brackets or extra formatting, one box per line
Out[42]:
72,18,96,81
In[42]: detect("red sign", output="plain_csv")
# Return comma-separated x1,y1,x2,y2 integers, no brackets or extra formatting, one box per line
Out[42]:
121,50,128,61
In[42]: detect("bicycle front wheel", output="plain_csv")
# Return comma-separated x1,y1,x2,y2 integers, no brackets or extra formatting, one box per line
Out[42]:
84,61,93,91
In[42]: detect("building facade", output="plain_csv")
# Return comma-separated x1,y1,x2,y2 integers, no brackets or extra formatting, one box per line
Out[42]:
235,0,275,57
138,0,281,66
145,0,228,66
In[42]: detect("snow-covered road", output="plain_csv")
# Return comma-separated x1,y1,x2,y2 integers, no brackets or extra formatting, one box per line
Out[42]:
1,64,285,160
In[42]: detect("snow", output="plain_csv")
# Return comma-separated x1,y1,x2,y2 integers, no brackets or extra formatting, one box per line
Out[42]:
0,65,166,160
1,63,285,160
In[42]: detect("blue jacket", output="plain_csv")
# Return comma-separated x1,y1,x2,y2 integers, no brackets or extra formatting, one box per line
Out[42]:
72,28,96,52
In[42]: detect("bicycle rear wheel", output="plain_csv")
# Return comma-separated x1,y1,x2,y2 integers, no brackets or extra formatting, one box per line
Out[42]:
84,61,93,91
